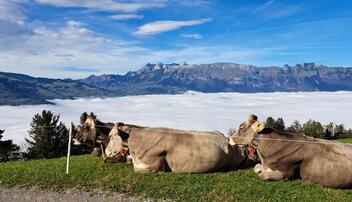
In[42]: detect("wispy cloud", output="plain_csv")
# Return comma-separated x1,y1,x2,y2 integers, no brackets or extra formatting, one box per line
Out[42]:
33,0,166,12
176,0,210,7
251,0,275,15
0,16,285,78
0,0,27,23
110,14,143,21
251,0,302,20
134,18,211,36
61,66,99,72
0,19,143,77
180,33,202,39
261,5,302,20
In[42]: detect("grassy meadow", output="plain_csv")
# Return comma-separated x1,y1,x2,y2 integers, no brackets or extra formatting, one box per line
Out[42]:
0,155,351,201
337,138,352,144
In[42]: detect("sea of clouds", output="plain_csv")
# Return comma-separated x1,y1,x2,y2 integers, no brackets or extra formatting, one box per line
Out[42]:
1,91,352,145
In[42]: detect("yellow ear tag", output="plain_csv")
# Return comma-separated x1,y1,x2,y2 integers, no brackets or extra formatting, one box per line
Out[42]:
253,121,265,132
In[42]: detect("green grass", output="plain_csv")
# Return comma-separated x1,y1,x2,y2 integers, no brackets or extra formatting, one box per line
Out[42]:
0,155,351,201
337,138,352,144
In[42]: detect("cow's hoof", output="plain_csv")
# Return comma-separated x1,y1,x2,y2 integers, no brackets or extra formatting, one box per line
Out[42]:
258,173,269,180
254,164,262,174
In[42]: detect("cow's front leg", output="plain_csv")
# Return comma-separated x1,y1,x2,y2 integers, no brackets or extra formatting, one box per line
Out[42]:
254,164,263,174
258,166,287,181
131,154,165,173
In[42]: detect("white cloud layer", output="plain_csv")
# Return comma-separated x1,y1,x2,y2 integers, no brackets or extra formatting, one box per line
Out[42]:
1,92,352,146
0,0,26,23
134,18,211,35
33,0,166,12
110,14,143,21
0,19,146,77
0,15,275,78
180,33,202,39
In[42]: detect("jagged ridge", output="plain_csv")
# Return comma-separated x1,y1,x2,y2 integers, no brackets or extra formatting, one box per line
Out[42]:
1,62,352,105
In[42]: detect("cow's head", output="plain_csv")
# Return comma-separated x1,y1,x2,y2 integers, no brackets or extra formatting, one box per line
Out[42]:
230,114,265,147
73,116,99,146
102,123,130,162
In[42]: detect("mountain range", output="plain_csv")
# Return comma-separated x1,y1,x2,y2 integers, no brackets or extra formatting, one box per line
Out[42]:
1,62,352,105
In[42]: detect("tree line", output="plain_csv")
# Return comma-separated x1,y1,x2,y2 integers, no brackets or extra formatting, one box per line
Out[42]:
0,110,93,162
265,117,352,139
1,111,352,162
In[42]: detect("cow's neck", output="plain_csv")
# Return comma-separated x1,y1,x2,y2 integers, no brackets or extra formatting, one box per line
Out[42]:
117,123,147,137
95,120,114,134
257,131,306,162
94,120,114,146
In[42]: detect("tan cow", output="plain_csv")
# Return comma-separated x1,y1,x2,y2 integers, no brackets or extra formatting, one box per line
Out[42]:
73,116,125,161
105,123,247,173
230,114,352,188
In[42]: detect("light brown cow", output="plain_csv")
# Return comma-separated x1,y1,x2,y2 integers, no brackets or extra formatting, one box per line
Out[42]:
73,116,131,162
230,114,352,188
106,123,247,173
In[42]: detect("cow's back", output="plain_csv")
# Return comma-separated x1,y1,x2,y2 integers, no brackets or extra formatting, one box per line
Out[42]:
128,127,244,173
300,142,352,188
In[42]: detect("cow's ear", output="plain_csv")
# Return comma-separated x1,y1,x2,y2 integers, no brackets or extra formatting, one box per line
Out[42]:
247,114,258,124
252,121,265,132
117,129,129,140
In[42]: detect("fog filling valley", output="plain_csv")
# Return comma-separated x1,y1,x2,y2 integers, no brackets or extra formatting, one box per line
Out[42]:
1,91,352,145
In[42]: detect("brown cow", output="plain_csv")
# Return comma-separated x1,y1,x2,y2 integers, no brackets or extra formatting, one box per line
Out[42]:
73,116,114,146
105,123,247,173
73,117,143,163
230,114,352,188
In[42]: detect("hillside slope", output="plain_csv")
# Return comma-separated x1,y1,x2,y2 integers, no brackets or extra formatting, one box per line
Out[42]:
1,62,352,105
0,72,116,105
82,62,352,93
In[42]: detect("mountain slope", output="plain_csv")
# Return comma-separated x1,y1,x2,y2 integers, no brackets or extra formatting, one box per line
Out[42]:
81,62,352,93
1,62,352,106
0,72,117,105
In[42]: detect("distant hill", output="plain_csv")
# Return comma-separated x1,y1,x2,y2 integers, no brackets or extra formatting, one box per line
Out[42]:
1,62,352,105
0,72,117,105
81,62,352,93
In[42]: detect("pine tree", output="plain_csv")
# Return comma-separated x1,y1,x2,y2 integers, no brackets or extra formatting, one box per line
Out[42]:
302,119,324,138
348,129,352,137
324,122,334,140
25,110,68,159
287,120,302,133
0,130,20,162
265,117,275,129
334,124,345,134
273,117,285,132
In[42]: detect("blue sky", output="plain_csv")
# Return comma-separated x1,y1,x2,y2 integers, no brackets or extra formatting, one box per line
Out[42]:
0,0,352,78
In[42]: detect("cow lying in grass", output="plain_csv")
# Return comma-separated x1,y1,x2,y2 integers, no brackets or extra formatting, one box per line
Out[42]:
230,114,352,188
104,122,248,173
73,116,143,163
